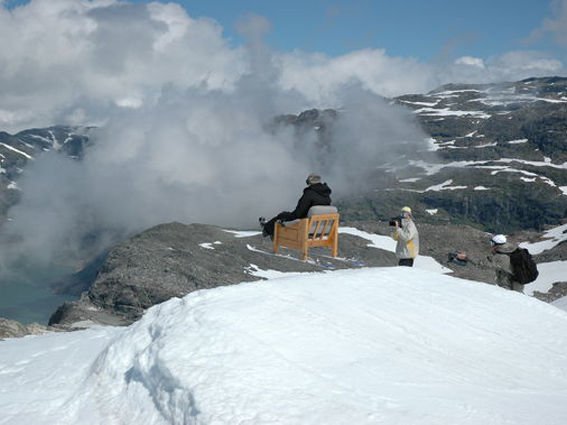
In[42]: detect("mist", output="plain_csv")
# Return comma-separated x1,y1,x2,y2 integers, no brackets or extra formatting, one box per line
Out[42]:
2,73,430,271
0,1,440,274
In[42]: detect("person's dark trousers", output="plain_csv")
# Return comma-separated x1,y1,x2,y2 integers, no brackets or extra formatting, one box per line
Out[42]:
263,218,277,238
263,212,294,238
398,258,414,267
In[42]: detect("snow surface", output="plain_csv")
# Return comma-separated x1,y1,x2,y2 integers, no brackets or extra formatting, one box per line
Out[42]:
525,261,567,296
0,142,33,159
553,296,567,311
413,107,491,119
2,225,567,424
198,241,222,250
222,230,262,238
2,267,567,425
520,223,567,254
337,225,567,297
405,158,567,196
338,227,451,274
423,179,467,192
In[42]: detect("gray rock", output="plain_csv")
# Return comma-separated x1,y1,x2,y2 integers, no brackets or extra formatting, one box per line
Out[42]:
49,221,397,327
0,317,50,340
41,219,567,329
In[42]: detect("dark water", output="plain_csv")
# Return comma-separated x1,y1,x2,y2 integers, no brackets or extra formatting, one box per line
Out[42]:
0,267,77,325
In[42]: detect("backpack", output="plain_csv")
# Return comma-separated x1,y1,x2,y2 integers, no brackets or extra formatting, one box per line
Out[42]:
509,248,539,284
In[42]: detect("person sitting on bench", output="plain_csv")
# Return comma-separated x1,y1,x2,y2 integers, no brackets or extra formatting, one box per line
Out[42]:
260,173,332,239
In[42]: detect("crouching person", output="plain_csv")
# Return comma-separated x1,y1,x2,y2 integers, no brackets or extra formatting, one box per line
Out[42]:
488,234,524,293
392,206,419,267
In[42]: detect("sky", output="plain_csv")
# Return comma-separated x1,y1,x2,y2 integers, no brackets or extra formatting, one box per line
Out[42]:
3,0,564,61
162,0,565,61
1,263,567,424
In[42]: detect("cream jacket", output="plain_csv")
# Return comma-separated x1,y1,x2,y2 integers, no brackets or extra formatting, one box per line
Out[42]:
392,218,419,259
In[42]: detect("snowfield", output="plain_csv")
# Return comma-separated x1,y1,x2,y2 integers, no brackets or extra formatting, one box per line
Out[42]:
1,267,567,425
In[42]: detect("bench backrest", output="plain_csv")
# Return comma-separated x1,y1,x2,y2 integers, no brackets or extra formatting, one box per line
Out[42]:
307,206,338,238
307,205,338,217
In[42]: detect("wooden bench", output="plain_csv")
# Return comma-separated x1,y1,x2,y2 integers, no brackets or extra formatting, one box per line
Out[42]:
273,206,339,260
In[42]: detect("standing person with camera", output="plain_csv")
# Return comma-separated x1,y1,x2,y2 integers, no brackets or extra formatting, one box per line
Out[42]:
391,206,419,267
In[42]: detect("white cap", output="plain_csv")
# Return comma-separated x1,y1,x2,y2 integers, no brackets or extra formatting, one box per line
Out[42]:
491,234,507,245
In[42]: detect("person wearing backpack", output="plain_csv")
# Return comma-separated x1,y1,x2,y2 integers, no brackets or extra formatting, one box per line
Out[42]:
488,234,524,293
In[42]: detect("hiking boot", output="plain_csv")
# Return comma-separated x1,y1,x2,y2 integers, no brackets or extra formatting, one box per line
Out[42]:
259,217,270,238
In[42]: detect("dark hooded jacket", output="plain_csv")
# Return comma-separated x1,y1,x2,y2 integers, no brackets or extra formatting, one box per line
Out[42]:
278,182,332,221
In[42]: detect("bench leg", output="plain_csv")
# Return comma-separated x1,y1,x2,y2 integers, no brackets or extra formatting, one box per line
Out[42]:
273,224,279,254
301,244,308,261
332,234,338,257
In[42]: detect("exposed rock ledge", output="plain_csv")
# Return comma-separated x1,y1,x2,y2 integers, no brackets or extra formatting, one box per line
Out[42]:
48,220,511,329
0,318,50,340
48,221,400,328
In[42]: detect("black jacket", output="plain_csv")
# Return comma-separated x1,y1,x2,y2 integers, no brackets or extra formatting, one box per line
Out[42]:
278,183,332,221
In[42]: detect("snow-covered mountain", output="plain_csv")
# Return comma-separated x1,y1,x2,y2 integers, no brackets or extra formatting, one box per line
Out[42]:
1,266,567,424
350,76,567,232
0,126,90,173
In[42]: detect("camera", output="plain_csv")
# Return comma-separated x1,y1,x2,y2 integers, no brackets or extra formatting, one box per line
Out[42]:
389,217,402,227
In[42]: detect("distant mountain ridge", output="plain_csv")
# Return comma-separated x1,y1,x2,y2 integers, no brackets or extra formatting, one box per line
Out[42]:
0,126,92,223
387,76,567,231
269,77,567,232
0,77,566,233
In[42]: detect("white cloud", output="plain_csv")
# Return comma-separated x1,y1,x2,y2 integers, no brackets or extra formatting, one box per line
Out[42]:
492,50,563,73
455,56,485,69
278,49,435,102
0,0,245,131
1,0,566,133
542,0,567,46
437,51,563,87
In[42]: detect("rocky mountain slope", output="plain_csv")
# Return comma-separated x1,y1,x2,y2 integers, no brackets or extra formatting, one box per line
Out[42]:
47,220,565,330
47,222,397,327
385,76,567,232
0,317,50,340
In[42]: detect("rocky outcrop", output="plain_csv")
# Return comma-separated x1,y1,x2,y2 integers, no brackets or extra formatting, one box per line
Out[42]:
0,318,50,340
50,218,567,329
49,221,398,327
